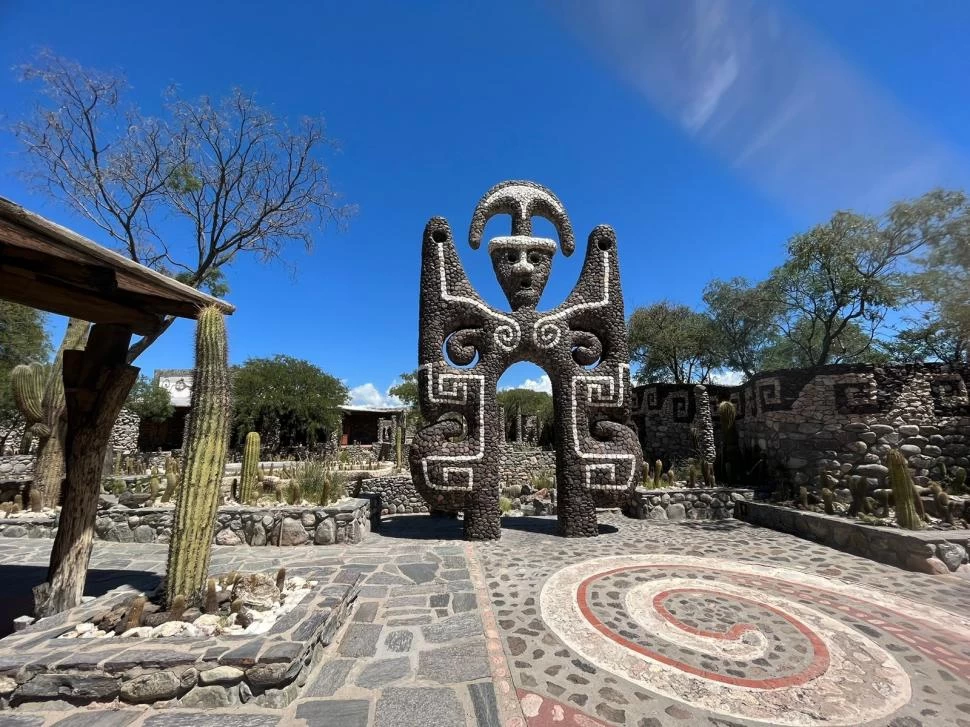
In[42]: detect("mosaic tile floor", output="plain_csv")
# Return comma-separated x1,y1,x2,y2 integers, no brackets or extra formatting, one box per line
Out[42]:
0,513,968,726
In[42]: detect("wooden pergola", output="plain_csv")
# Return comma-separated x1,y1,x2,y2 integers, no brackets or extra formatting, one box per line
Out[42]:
0,196,234,615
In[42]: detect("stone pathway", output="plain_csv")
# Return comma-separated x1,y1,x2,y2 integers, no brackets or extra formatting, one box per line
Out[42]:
0,513,968,726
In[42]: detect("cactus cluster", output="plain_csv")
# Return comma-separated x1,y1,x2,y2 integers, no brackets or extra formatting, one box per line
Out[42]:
239,431,261,504
165,306,232,608
847,475,870,516
888,449,922,530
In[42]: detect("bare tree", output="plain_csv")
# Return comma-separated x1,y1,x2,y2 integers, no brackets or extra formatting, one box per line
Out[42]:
15,50,354,361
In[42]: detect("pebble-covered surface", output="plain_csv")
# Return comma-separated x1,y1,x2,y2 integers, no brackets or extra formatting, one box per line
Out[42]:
1,513,970,725
477,513,970,727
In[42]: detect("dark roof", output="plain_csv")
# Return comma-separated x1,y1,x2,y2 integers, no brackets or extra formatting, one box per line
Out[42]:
0,196,234,335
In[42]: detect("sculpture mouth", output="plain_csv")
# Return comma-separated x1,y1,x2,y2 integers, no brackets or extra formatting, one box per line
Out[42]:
520,277,533,289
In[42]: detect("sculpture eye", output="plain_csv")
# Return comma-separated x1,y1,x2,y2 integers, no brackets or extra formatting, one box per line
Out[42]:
528,252,542,264
506,251,518,263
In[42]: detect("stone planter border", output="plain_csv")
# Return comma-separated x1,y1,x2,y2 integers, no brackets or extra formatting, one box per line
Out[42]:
736,500,970,575
632,487,752,521
0,574,360,710
0,498,372,547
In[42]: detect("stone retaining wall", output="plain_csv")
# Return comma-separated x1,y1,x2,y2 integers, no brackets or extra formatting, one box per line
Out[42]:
632,488,752,521
0,455,33,483
0,408,141,480
635,363,970,489
737,500,970,575
498,445,556,485
360,476,428,516
0,574,360,709
0,498,371,546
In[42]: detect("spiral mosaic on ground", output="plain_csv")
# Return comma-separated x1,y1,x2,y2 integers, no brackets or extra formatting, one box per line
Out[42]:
537,554,970,725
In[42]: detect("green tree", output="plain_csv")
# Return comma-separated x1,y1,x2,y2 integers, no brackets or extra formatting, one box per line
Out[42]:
389,371,421,425
762,320,890,369
497,387,554,446
764,189,968,366
231,355,348,450
0,302,50,448
703,277,779,379
125,375,174,422
627,302,723,384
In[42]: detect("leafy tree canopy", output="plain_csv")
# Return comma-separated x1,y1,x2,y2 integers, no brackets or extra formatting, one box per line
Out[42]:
389,371,421,425
628,302,722,384
124,375,174,422
231,355,348,449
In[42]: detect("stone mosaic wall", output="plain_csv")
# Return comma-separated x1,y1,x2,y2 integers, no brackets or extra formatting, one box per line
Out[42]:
632,487,752,521
107,408,140,454
498,446,556,485
0,408,141,480
0,455,33,483
0,498,371,546
635,363,970,488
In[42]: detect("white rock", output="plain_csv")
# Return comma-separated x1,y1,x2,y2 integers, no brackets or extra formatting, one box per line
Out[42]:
151,620,199,638
120,626,153,637
75,622,95,634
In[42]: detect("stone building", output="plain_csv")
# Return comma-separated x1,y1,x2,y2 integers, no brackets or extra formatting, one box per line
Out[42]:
339,405,407,446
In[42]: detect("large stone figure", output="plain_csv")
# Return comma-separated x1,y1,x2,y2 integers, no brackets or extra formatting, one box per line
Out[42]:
409,181,643,539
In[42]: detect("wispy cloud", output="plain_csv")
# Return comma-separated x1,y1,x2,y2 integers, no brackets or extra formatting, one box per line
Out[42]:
501,374,553,394
550,0,966,217
349,382,404,408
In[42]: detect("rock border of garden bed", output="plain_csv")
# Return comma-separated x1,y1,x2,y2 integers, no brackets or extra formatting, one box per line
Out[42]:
0,497,373,546
736,500,970,576
632,487,753,520
0,573,360,710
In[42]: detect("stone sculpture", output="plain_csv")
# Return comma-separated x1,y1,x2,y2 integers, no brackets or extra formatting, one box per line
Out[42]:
408,180,643,539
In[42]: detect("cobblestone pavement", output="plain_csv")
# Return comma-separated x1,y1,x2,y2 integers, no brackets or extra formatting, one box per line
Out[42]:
0,513,968,726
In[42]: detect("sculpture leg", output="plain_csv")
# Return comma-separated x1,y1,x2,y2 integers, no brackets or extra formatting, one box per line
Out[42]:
463,459,501,540
555,448,599,537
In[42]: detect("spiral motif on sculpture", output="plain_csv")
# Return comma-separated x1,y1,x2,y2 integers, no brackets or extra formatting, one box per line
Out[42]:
493,324,519,352
540,554,928,726
535,321,561,348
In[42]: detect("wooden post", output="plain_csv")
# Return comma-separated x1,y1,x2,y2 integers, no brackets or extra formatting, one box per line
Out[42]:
33,324,138,618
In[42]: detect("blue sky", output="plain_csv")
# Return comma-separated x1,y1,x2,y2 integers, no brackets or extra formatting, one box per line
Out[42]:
2,1,969,404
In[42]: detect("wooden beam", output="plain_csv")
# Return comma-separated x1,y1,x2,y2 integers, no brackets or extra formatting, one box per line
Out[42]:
0,265,164,335
0,198,234,317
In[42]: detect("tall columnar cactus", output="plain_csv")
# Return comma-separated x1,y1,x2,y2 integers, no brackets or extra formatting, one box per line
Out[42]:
165,306,231,608
240,431,260,504
888,449,922,530
395,422,404,470
12,362,45,454
653,459,662,488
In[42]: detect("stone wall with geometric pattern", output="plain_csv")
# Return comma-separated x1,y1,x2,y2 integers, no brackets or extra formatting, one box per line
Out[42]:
634,363,970,488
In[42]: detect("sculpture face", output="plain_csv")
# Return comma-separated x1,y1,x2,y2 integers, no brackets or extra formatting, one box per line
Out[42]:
489,240,554,311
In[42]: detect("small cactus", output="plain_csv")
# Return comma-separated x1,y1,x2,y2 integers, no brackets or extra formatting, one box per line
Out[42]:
240,431,260,504
161,470,178,503
204,578,218,614
276,567,286,591
123,596,147,632
170,594,186,621
230,598,243,614
687,465,697,489
799,486,809,509
149,473,160,501
847,476,869,516
934,485,953,525
29,488,42,513
821,487,835,515
888,449,922,530
653,459,662,488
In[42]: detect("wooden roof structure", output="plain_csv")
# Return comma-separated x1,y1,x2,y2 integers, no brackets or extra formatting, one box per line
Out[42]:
0,196,234,333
